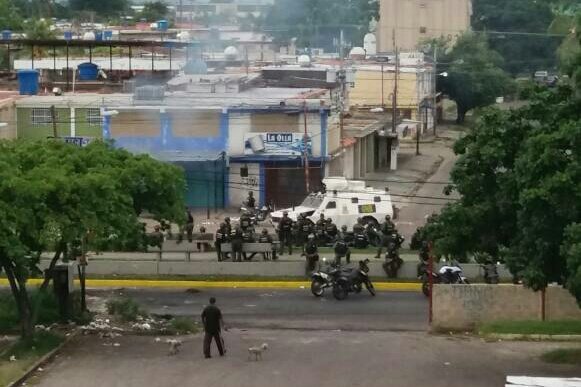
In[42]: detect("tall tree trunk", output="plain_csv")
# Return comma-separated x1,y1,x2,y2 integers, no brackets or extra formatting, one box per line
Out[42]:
40,242,64,291
0,256,34,339
456,105,468,124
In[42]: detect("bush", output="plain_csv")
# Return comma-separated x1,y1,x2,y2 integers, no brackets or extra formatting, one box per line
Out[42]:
1,331,63,361
169,317,199,335
106,298,146,322
0,290,61,333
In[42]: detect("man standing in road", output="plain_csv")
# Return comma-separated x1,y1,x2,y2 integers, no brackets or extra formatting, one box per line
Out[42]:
202,297,226,359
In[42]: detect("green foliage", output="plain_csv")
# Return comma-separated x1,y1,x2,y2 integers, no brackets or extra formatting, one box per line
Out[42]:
106,297,146,322
420,80,581,300
169,317,198,334
479,319,581,335
264,0,378,51
555,14,581,76
69,0,129,18
437,33,514,123
0,0,23,30
472,0,563,75
1,331,63,360
23,19,55,40
140,1,169,22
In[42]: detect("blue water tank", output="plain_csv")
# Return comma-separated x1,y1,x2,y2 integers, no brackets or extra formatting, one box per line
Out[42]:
2,30,12,41
64,31,73,41
77,62,99,81
103,30,113,40
17,70,39,95
94,31,103,41
157,20,169,31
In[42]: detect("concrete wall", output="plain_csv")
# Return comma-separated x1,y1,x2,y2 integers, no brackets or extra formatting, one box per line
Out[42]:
351,70,421,109
377,0,472,52
17,107,101,139
432,285,581,331
0,98,17,139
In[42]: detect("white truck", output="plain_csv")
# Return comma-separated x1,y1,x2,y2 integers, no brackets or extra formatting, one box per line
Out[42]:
271,177,394,229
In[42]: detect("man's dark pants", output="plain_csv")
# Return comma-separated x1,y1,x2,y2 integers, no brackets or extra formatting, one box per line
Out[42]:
203,331,225,358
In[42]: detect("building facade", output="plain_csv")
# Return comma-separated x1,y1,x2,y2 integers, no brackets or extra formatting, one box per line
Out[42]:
377,0,472,52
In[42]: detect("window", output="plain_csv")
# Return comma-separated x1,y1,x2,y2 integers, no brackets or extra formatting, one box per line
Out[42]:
240,166,249,178
31,108,53,126
351,198,359,203
374,196,381,203
359,204,376,214
420,27,427,34
86,108,101,126
326,201,336,209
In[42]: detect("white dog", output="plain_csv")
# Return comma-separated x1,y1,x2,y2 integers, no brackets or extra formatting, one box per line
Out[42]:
166,339,183,355
248,343,268,361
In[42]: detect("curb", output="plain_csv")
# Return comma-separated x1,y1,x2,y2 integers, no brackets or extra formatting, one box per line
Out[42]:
7,331,77,387
0,278,421,291
483,333,581,342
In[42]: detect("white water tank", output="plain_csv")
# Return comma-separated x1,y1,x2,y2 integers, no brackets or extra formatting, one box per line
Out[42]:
349,46,366,60
177,31,191,42
82,31,95,40
224,46,239,60
298,54,311,67
364,33,377,56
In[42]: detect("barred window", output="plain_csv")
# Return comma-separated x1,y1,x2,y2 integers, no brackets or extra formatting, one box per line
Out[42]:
86,108,101,126
31,108,53,126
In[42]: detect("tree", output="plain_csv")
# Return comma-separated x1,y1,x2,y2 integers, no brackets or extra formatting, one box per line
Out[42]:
552,13,581,76
420,62,581,302
69,0,129,19
0,140,185,338
140,1,168,22
0,0,23,30
264,0,378,51
472,0,564,75
437,33,514,123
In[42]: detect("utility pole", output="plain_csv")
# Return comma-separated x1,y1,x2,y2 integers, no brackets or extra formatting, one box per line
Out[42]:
381,62,385,108
303,101,310,193
433,46,438,137
392,47,399,133
50,105,58,138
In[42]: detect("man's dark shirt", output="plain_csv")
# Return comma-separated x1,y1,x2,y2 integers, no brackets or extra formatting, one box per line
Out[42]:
202,305,222,334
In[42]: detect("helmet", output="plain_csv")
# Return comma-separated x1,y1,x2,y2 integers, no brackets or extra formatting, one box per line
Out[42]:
385,215,391,220
225,217,231,222
308,233,315,239
262,228,268,235
283,211,289,216
357,217,362,223
327,218,332,223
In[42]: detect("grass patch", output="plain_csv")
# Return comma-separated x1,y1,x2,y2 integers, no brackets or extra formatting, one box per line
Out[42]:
106,297,147,322
0,332,64,386
541,348,581,365
0,290,60,333
169,317,199,335
479,320,581,336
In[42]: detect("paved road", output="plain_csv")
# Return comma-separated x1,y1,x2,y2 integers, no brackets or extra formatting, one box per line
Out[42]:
33,329,581,387
90,288,429,332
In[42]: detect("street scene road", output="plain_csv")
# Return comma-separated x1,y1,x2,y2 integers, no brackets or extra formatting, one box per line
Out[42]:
28,288,581,387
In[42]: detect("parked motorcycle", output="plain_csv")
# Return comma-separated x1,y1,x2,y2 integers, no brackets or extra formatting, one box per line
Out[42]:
310,258,342,297
332,259,376,300
421,261,470,297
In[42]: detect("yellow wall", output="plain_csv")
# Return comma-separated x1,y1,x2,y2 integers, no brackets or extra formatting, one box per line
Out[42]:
350,70,419,110
377,0,471,52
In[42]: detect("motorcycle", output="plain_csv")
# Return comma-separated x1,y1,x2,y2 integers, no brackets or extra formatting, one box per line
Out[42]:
421,261,470,297
310,258,342,297
382,233,405,278
332,259,376,300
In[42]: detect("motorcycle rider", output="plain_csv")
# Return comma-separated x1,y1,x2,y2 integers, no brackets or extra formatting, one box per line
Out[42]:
230,225,244,262
340,225,354,246
375,215,396,258
258,228,276,261
333,232,351,265
278,211,293,256
241,227,256,261
302,233,319,275
215,223,229,261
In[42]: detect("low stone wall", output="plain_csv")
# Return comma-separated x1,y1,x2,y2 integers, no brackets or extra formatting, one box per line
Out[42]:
432,284,581,331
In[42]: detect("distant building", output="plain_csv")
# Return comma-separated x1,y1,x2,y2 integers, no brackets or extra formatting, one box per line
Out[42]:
377,0,472,52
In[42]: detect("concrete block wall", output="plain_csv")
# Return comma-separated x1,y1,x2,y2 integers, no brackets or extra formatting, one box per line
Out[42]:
432,284,581,331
